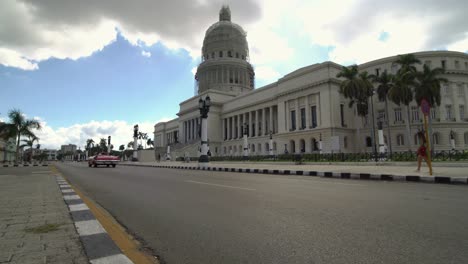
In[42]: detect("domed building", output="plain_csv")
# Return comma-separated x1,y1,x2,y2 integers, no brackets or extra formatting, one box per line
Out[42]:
152,6,468,161
195,6,255,95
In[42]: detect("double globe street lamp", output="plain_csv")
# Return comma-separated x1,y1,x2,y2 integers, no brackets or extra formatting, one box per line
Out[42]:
198,96,211,168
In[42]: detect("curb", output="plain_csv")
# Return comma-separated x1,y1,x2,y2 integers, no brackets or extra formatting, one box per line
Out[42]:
55,175,134,264
2,164,49,167
120,163,468,185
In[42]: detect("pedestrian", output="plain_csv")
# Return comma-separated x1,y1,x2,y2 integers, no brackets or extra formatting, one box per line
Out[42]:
416,131,428,172
158,153,161,163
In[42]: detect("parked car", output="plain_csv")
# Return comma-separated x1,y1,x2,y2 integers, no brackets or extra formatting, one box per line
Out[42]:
88,153,120,168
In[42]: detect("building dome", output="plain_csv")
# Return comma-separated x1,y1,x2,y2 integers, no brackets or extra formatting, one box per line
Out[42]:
195,6,255,95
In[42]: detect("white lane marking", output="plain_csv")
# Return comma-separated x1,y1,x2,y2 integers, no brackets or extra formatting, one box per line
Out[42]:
185,180,256,191
90,253,133,264
32,171,49,174
63,194,80,200
75,219,106,236
61,189,75,193
69,203,89,212
59,184,71,187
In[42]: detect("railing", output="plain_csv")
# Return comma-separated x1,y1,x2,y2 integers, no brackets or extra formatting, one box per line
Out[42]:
175,150,468,162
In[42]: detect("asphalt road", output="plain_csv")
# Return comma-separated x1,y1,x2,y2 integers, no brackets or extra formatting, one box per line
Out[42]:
54,162,468,264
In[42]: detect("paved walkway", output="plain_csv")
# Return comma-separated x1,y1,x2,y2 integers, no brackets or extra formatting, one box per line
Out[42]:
0,169,88,264
122,161,468,178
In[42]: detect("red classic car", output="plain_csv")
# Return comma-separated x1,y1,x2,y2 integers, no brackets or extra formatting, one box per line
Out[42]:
88,153,120,168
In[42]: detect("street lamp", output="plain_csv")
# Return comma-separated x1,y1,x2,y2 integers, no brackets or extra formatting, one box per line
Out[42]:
198,96,211,167
243,122,249,160
450,130,455,150
268,130,273,157
133,124,139,161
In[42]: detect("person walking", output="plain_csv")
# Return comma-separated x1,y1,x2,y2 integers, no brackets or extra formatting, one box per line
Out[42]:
416,131,428,172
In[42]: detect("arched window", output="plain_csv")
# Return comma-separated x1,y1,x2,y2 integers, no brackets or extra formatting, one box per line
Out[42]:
396,134,405,146
251,144,255,153
432,133,440,145
290,140,296,153
366,137,372,147
464,132,468,145
344,136,348,149
300,139,306,153
258,143,262,154
265,143,269,153
311,138,318,151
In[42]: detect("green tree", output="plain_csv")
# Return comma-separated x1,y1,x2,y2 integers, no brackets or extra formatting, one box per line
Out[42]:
147,138,154,149
371,70,394,155
20,136,39,162
414,65,447,107
337,66,372,152
0,109,41,162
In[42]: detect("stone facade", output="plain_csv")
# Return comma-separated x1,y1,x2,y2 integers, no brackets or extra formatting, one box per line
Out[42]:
154,7,468,159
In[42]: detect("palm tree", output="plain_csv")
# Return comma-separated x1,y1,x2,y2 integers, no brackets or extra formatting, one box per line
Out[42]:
0,109,41,162
99,138,107,152
337,66,371,152
85,138,94,158
371,70,394,155
127,141,134,149
394,54,421,75
388,71,416,151
414,65,447,107
20,136,39,162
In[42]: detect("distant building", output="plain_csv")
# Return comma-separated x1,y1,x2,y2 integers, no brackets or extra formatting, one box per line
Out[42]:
60,144,77,153
0,136,16,162
41,149,58,161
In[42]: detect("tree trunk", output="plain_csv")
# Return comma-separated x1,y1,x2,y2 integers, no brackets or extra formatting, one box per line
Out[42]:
385,99,393,156
405,105,412,152
15,134,20,163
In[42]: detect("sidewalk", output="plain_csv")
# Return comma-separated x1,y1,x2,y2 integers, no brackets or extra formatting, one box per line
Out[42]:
0,171,88,264
122,160,468,178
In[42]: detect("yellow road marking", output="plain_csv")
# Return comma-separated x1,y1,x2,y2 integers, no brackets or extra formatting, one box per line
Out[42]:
51,165,157,264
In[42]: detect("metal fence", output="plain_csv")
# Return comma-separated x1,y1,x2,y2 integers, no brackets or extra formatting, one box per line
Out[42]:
177,150,468,162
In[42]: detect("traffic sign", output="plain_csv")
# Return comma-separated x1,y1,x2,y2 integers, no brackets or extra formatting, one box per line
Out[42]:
421,98,430,116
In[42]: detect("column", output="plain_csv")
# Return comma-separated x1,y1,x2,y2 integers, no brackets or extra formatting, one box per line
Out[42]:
317,94,322,126
269,106,274,134
251,111,255,137
256,109,261,136
305,95,310,128
285,101,289,131
222,118,225,140
295,98,300,130
261,108,266,135
228,117,232,140
237,115,241,139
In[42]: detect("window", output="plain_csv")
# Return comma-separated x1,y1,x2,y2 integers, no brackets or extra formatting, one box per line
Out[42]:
258,143,262,153
251,144,255,153
397,134,405,146
211,52,215,59
430,108,437,120
340,104,345,127
375,68,380,76
458,84,465,96
290,140,296,153
344,136,348,149
378,110,386,122
300,108,306,129
236,52,239,58
228,51,232,57
366,137,372,147
300,139,305,153
455,61,460,69
311,106,317,128
460,105,465,120
411,106,420,121
433,133,440,145
465,132,468,145
441,60,446,69
291,110,296,130
424,60,432,68
443,84,450,95
394,108,402,122
219,51,223,57
414,133,421,145
446,105,453,120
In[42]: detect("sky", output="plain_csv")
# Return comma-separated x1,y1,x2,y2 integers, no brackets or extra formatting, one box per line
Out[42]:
1,0,467,150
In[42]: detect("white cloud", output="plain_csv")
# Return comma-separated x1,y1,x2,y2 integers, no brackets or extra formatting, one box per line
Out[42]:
255,66,280,82
33,118,173,150
141,50,151,58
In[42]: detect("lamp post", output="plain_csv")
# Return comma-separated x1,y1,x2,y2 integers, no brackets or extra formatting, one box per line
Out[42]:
318,133,323,154
242,122,249,160
377,118,385,156
133,125,138,161
107,136,111,155
198,96,211,168
369,91,378,162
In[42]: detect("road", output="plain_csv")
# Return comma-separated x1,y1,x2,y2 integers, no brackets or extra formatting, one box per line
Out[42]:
54,162,468,264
